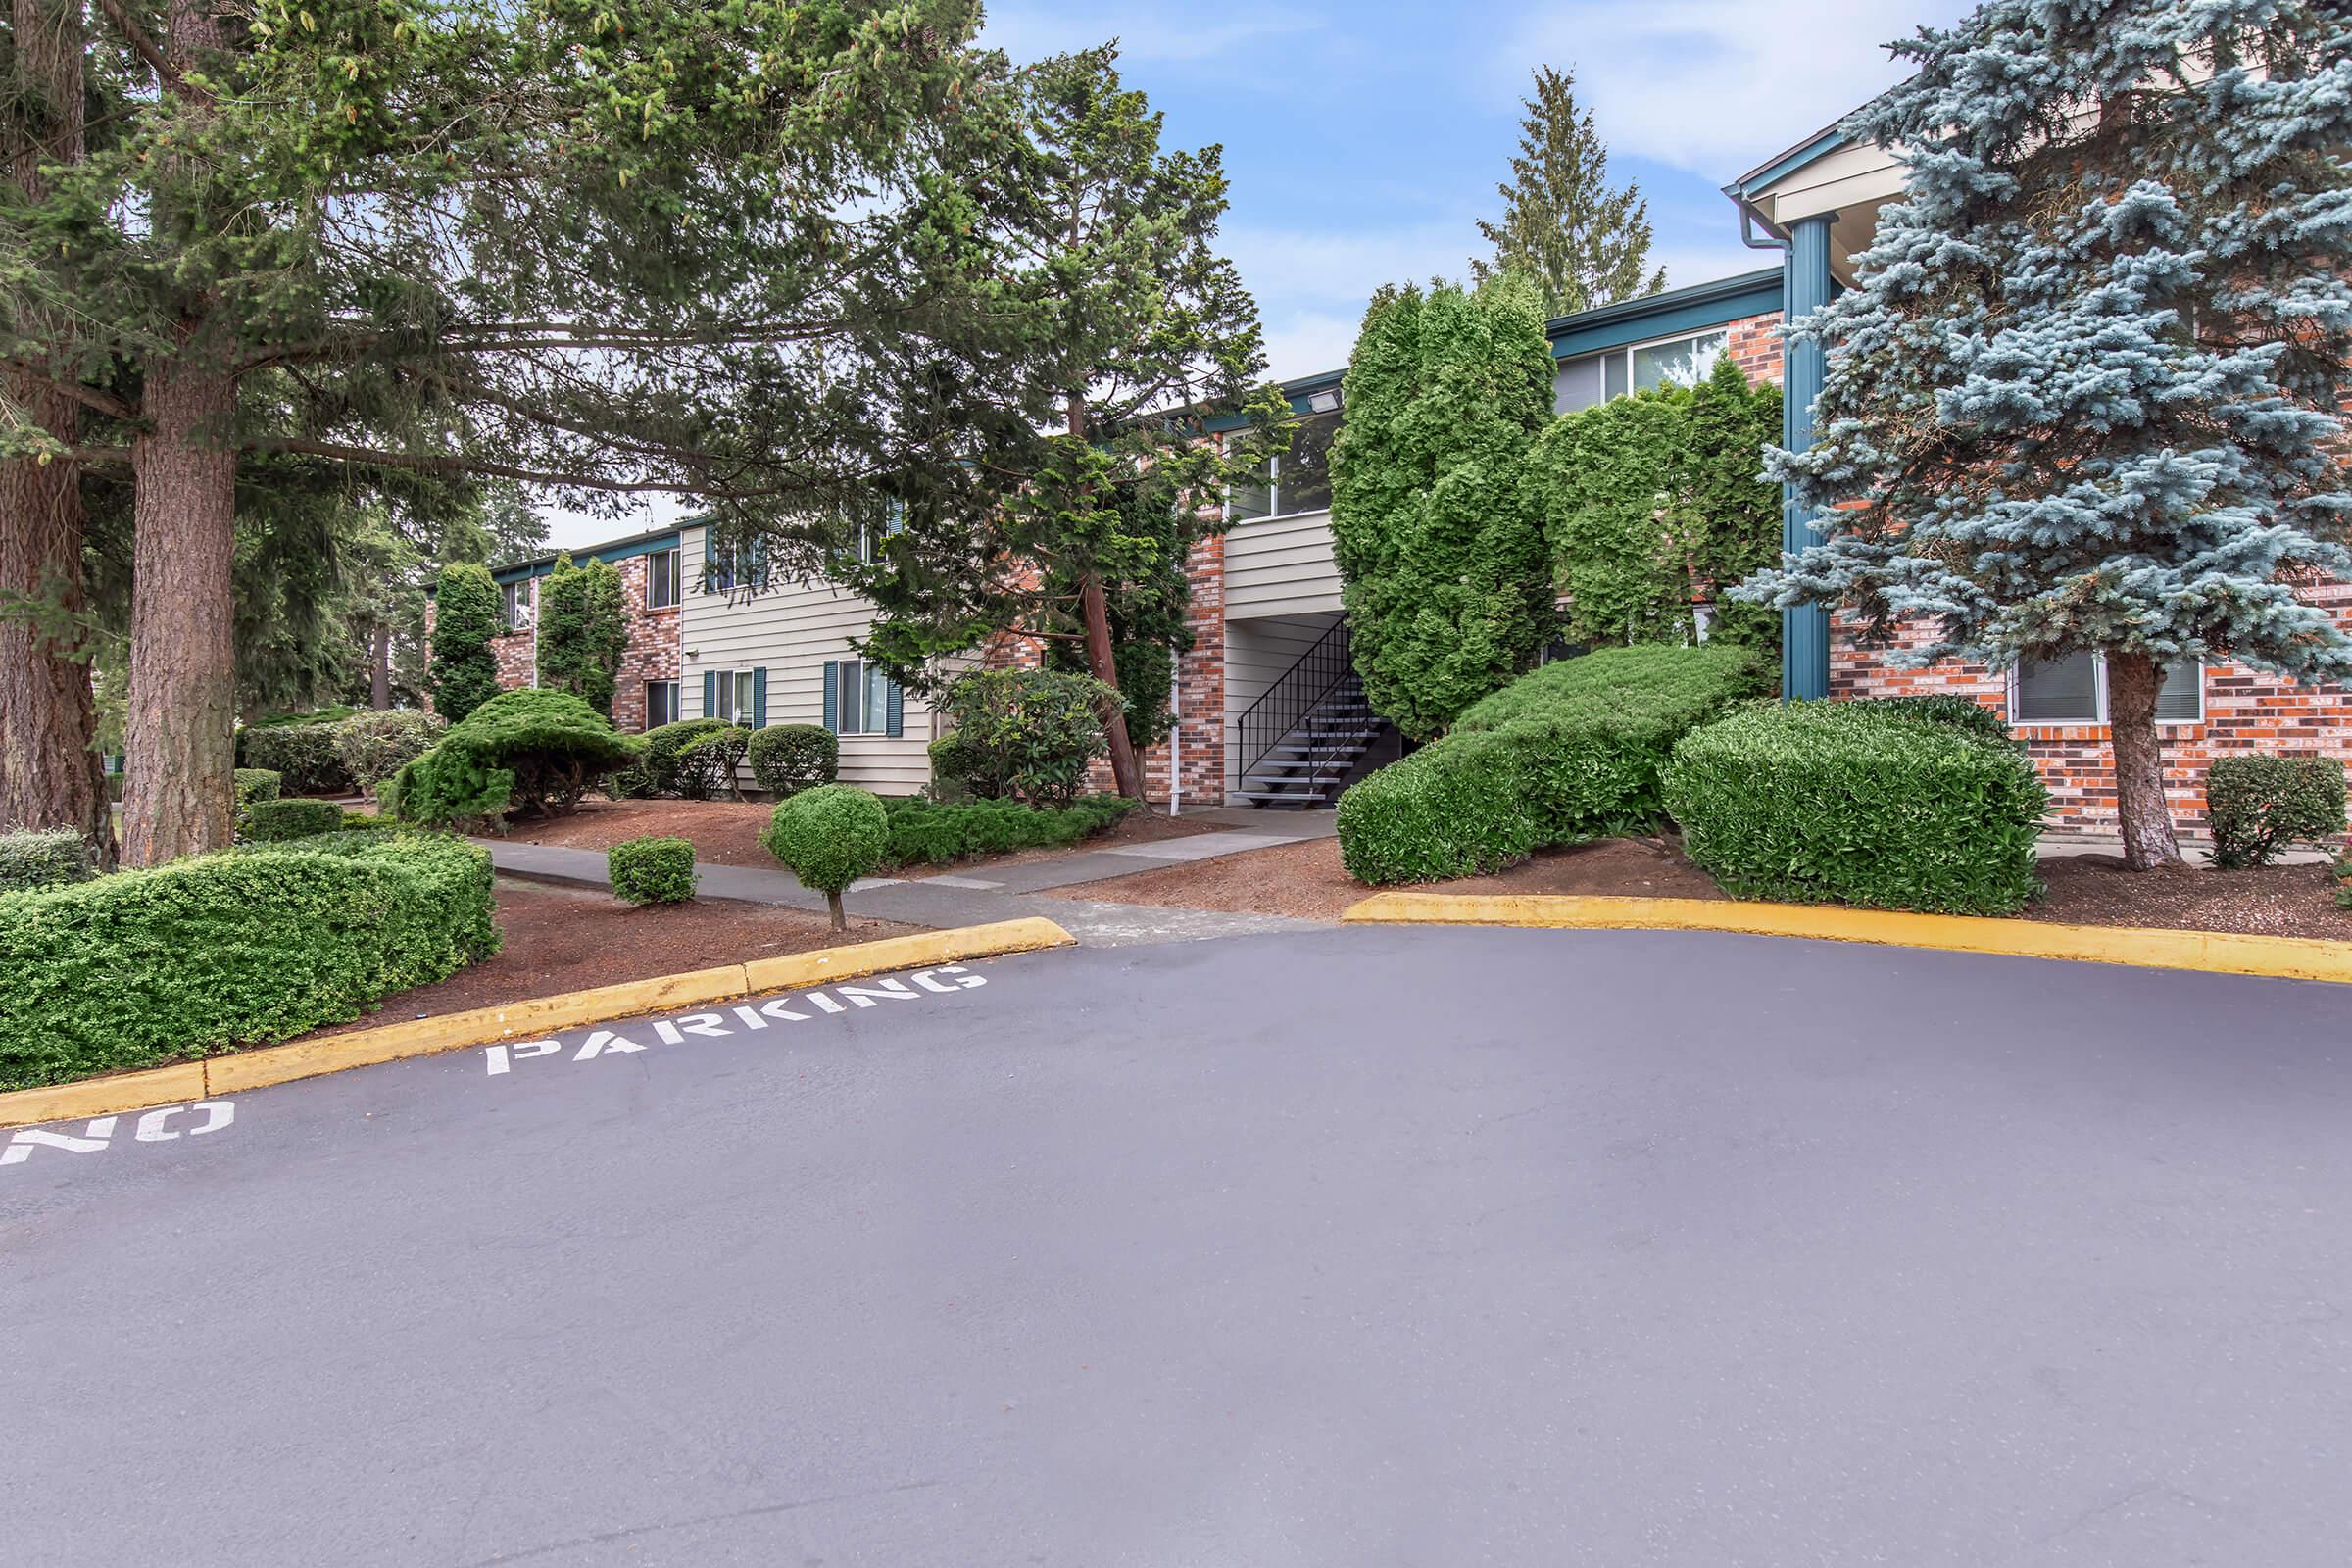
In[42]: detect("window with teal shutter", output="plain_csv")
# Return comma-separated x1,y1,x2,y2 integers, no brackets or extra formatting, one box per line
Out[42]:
702,669,716,719
821,661,840,732
821,659,901,735
751,667,767,730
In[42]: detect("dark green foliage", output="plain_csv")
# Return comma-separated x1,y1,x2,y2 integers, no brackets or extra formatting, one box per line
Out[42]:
381,689,637,828
333,710,448,795
1337,646,1768,883
632,717,737,800
2333,854,2352,911
748,725,839,798
1331,278,1557,740
608,836,697,906
1469,66,1664,317
680,725,751,801
431,564,503,726
1529,357,1782,651
243,705,363,736
233,768,283,808
2204,756,2348,869
928,669,1113,806
0,833,499,1092
1851,694,2018,749
0,830,95,895
761,784,888,928
237,715,356,797
239,798,350,843
1664,702,2048,915
535,554,628,716
882,794,1134,867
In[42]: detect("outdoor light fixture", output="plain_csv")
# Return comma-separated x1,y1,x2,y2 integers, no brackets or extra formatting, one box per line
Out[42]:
1305,388,1341,414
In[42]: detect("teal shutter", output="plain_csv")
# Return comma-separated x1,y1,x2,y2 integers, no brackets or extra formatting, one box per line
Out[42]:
821,662,840,732
751,667,768,730
885,675,903,737
702,669,715,719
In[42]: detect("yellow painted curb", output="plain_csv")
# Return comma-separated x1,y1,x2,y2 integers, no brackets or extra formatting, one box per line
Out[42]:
0,917,1076,1130
1342,892,2352,985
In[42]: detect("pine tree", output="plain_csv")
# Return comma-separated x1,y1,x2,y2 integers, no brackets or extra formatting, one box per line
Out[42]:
1753,0,2352,870
1331,276,1556,741
537,554,627,718
1471,67,1665,318
430,564,501,727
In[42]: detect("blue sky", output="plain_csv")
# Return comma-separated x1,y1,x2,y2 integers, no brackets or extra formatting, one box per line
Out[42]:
544,0,1966,548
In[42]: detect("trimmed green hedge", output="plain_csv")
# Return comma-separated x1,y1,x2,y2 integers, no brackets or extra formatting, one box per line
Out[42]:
1664,701,2048,915
1337,645,1770,884
234,767,283,808
2204,754,2347,869
626,717,737,799
240,798,349,843
883,794,1134,867
609,836,697,905
237,711,359,796
0,831,499,1091
748,724,838,798
0,830,94,895
1849,694,2019,749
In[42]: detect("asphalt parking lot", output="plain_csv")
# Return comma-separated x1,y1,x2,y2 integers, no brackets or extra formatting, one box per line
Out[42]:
5,926,2348,1565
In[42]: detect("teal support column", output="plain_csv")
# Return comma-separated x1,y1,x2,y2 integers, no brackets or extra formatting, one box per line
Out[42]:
1781,213,1837,702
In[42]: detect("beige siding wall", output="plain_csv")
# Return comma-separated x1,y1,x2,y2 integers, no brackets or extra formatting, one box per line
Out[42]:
676,524,940,796
1224,508,1342,620
1222,611,1342,798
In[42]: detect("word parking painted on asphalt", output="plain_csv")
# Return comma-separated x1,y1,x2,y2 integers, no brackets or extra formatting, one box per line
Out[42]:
482,963,995,1077
1,1101,236,1169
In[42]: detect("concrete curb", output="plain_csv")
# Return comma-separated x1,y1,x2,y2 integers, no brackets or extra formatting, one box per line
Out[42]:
1341,892,2352,985
0,917,1076,1130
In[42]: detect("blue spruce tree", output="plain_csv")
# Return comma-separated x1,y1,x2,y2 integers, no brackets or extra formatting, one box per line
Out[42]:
1751,0,2352,868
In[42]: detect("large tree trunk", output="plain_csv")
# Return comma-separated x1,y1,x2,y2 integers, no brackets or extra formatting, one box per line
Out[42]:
120,360,239,866
2104,651,2183,871
370,622,393,709
0,0,112,863
1079,570,1145,801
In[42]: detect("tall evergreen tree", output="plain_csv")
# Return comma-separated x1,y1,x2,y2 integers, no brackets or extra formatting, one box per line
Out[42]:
429,564,501,727
1330,276,1556,741
1752,0,2352,870
536,553,627,718
1471,66,1665,318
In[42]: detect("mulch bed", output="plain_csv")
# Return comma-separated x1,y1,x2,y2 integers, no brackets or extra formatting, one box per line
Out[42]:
306,878,918,1037
1045,832,2352,938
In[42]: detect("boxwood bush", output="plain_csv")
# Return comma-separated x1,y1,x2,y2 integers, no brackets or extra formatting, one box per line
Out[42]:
1850,693,2019,749
609,836,697,905
882,795,1134,867
749,724,839,798
382,688,637,828
2204,755,2347,869
239,797,350,843
236,710,358,796
1663,701,2048,915
0,831,499,1091
0,829,95,895
233,767,283,808
1336,645,1770,884
334,710,448,796
762,784,889,930
627,717,737,799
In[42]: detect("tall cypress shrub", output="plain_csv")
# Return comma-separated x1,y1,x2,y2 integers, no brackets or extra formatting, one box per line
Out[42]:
430,563,501,726
1330,277,1555,741
536,553,627,717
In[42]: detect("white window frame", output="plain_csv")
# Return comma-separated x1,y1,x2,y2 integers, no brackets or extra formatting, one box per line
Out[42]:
645,548,679,610
2008,654,2204,727
708,668,756,724
832,658,896,736
1561,327,1734,412
1225,406,1340,524
499,579,530,633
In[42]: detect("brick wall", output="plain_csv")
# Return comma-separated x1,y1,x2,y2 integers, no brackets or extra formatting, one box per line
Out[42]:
1724,310,1784,386
605,554,681,733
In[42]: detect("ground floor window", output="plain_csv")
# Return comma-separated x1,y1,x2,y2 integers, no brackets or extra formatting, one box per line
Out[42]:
2010,653,2202,725
824,659,902,736
706,667,763,727
646,679,679,730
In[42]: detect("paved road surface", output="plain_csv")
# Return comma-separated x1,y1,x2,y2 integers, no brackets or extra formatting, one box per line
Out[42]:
6,928,2349,1565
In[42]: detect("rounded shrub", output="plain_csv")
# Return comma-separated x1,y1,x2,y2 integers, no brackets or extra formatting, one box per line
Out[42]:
748,724,839,798
761,783,888,930
239,798,349,843
1849,694,2019,749
333,710,448,796
1663,700,2048,915
233,767,283,808
636,717,737,799
608,836,697,906
929,668,1112,805
381,688,637,828
680,725,751,800
2204,754,2347,869
237,713,356,797
0,829,95,895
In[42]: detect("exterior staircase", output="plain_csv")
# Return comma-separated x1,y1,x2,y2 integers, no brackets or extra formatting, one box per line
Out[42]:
1232,624,1399,808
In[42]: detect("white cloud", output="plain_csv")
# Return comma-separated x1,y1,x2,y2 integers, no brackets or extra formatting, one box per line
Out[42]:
1221,220,1479,312
979,5,1321,66
1260,311,1366,383
1501,0,1971,175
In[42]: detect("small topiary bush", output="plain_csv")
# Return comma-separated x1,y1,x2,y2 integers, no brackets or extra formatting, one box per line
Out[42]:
761,783,888,930
381,688,638,829
608,835,697,906
0,831,499,1091
882,795,1134,867
237,712,357,797
749,723,839,799
233,767,283,808
1663,700,2048,915
0,829,95,894
928,668,1113,806
333,710,449,796
2204,754,2348,869
1337,645,1770,884
239,798,350,843
636,717,737,799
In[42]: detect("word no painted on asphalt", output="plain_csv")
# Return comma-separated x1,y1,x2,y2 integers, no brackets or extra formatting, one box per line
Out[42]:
1,1101,236,1170
481,963,994,1077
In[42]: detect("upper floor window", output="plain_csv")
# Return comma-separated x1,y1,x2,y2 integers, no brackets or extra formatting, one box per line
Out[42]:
703,536,765,595
857,498,906,565
646,548,679,610
2011,653,2203,725
1554,329,1732,414
1228,407,1340,523
499,579,529,633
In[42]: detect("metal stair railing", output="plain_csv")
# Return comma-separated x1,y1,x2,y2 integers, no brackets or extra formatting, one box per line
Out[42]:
1234,619,1358,790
